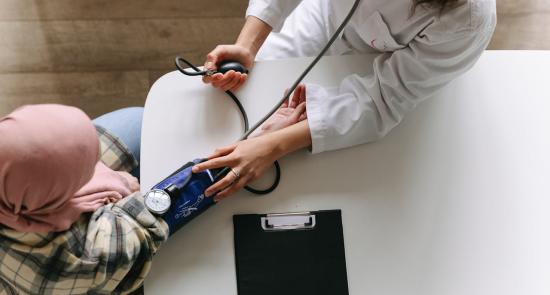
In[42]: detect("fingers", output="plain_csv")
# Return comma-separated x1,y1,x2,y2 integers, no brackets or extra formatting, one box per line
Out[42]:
221,71,243,92
214,174,250,201
204,170,237,197
202,73,222,84
206,144,237,159
212,70,235,88
214,72,247,92
289,87,299,109
202,50,220,84
204,51,219,71
296,84,306,105
192,155,235,173
210,71,246,92
289,102,306,122
232,74,248,92
292,84,306,107
288,84,305,108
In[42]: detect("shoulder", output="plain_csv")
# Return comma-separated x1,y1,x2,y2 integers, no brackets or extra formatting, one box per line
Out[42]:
422,0,496,42
443,0,496,35
468,0,497,31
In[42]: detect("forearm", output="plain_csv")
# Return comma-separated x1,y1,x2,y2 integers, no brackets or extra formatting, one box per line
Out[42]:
235,16,272,56
268,120,312,158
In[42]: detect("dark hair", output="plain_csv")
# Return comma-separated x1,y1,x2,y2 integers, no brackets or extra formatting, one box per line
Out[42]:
413,0,459,12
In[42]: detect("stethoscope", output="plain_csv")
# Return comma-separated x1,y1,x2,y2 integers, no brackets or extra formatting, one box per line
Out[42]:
175,56,279,194
173,0,361,195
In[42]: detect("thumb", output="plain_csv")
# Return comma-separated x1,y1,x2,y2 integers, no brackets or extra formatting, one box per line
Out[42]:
205,50,221,70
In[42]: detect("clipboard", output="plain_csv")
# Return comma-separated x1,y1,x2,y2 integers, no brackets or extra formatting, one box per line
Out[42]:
233,210,349,295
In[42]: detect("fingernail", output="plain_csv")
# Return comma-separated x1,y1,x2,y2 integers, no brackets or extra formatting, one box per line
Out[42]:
205,62,213,69
205,190,212,197
192,166,199,173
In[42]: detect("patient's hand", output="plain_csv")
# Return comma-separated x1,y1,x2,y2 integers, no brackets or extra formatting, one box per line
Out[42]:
251,84,308,138
116,171,140,193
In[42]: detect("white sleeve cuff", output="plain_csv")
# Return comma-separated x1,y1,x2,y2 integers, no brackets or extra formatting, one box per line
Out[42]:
305,76,388,154
304,83,331,154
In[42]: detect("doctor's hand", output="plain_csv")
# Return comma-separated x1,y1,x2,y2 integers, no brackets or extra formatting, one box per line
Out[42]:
192,135,282,201
202,44,254,92
251,84,308,138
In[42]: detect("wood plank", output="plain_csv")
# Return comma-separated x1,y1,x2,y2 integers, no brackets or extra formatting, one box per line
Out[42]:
496,0,550,15
4,0,548,21
0,0,247,21
488,12,550,50
0,71,149,118
149,70,171,87
0,18,245,73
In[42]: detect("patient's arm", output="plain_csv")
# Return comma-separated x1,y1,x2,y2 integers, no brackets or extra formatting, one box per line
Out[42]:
250,84,307,138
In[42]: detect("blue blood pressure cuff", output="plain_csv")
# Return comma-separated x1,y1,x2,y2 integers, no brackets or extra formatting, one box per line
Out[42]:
151,159,216,235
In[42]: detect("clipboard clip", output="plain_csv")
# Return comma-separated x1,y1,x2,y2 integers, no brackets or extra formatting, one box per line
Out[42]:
261,211,316,231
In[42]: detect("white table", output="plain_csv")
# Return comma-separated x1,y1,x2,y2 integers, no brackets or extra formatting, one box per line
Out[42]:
141,51,550,295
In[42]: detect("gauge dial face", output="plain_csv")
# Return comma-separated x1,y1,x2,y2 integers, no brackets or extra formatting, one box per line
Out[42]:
144,189,171,215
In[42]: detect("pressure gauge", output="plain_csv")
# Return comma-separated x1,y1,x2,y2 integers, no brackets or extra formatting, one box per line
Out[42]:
144,189,172,215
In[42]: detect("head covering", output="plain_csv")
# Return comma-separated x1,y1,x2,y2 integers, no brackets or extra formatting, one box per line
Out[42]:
0,104,132,232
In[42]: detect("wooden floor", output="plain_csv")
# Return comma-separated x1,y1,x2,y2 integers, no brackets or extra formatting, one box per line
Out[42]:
1,0,549,118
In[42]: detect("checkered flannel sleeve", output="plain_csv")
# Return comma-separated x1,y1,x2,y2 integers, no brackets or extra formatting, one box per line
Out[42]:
0,193,169,295
95,125,139,173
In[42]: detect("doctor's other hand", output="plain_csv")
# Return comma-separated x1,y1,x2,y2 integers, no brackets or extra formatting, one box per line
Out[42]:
192,135,281,201
202,44,254,92
251,84,308,138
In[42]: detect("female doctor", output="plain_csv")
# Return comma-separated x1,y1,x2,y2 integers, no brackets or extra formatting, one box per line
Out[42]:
193,0,497,200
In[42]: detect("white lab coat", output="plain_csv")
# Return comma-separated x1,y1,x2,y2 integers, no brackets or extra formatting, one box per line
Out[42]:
247,0,497,154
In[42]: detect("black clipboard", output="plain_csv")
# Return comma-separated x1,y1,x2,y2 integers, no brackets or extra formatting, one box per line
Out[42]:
233,210,349,295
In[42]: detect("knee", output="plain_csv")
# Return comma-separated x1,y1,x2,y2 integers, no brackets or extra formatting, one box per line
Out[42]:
115,107,144,126
119,106,144,119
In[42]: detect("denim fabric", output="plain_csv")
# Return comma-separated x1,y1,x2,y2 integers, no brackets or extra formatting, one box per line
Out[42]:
93,107,143,178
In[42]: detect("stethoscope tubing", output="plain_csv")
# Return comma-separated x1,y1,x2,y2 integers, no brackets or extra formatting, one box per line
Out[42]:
173,0,360,195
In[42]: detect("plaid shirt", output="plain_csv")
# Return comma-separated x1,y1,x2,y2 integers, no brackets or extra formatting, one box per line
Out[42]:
0,127,169,295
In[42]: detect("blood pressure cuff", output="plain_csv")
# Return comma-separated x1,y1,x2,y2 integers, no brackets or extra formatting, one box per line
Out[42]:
152,159,216,235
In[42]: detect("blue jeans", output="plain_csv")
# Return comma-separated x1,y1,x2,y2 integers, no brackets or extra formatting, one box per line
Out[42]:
93,107,143,178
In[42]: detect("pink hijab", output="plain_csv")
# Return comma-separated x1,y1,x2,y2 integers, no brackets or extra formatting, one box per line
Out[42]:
0,104,133,232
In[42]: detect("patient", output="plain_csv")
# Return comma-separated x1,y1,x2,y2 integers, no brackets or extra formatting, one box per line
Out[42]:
0,94,306,294
0,104,167,294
